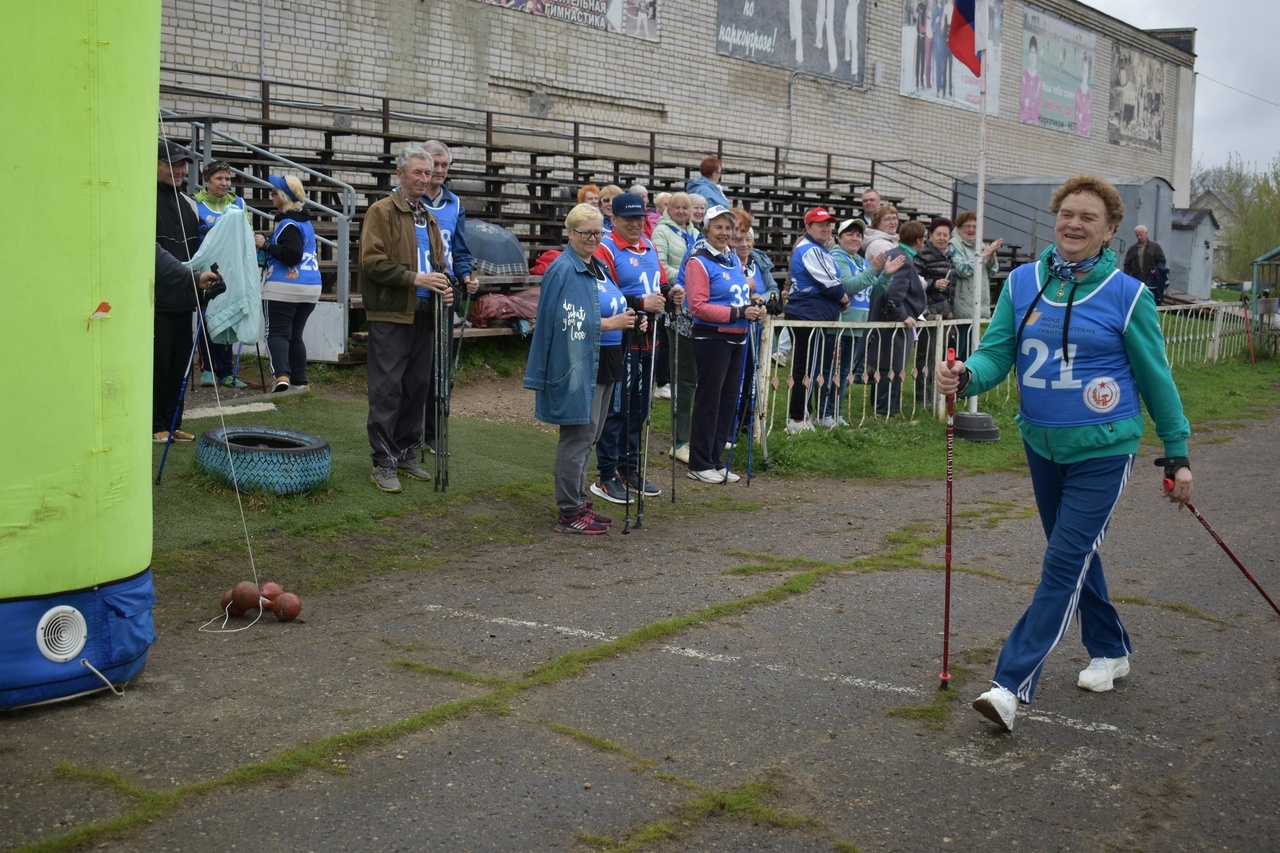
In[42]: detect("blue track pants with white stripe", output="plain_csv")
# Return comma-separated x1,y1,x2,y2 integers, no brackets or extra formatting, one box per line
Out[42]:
993,447,1134,704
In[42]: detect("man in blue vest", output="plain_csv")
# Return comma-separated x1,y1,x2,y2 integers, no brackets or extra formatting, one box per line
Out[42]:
420,139,479,453
590,192,684,504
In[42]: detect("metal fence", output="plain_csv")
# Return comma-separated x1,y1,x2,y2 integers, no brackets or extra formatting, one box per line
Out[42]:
751,301,1255,447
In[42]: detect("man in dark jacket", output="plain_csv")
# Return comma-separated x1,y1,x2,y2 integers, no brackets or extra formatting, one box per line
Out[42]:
1123,225,1167,304
154,139,215,442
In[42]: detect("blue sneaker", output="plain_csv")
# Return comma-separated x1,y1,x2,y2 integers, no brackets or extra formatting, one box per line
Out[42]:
199,370,215,387
220,375,249,389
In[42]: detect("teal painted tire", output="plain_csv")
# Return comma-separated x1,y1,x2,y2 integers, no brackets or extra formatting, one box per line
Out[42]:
195,426,331,495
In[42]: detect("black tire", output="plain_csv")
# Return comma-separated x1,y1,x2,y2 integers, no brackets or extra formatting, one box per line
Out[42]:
194,426,331,496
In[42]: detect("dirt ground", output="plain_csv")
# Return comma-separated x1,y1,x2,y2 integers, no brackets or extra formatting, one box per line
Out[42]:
5,371,1280,852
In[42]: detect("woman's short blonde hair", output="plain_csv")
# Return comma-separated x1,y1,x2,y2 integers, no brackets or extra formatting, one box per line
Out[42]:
600,184,623,202
566,203,604,232
276,175,306,213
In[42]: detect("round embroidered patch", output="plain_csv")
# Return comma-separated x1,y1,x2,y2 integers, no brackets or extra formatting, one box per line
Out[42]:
1083,376,1121,414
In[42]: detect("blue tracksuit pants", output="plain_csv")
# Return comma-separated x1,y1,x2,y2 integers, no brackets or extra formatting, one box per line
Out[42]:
993,447,1135,703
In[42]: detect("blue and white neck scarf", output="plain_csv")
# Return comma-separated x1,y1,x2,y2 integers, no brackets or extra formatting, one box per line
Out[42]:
1047,247,1103,283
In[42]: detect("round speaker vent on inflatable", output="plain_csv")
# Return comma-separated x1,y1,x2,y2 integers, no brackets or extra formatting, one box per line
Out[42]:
195,426,331,495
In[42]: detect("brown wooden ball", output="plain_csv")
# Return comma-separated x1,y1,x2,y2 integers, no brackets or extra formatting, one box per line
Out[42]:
259,581,285,602
231,581,260,613
273,592,302,622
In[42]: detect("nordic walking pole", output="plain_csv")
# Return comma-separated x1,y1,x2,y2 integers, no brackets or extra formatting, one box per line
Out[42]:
722,315,755,484
450,288,474,387
1163,475,1280,618
940,346,957,690
745,320,761,485
670,312,678,503
621,321,638,535
635,313,659,528
433,289,450,492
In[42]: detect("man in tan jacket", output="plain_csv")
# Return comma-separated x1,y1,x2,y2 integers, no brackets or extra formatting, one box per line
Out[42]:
359,144,456,493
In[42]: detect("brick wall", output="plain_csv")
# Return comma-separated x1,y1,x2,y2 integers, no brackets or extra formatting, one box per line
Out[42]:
161,0,1194,209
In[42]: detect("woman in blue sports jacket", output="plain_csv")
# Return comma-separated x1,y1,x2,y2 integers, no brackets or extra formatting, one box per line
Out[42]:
524,204,640,534
937,174,1193,733
683,206,767,482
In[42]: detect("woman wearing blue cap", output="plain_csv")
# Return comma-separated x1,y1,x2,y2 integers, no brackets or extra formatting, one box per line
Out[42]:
255,174,321,392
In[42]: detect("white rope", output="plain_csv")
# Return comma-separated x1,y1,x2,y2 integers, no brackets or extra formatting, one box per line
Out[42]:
159,119,263,618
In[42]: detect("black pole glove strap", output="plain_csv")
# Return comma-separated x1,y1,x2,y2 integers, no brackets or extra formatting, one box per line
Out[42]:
955,367,972,395
1154,456,1191,479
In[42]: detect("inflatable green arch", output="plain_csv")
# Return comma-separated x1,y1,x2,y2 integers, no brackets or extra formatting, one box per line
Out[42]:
1,2,160,708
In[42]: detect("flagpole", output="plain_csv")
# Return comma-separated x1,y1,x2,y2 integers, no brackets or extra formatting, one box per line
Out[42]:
953,31,999,442
969,49,986,417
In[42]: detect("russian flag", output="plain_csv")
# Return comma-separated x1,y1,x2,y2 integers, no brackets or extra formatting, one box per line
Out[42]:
949,0,987,78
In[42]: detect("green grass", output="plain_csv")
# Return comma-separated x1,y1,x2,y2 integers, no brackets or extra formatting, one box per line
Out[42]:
154,396,557,552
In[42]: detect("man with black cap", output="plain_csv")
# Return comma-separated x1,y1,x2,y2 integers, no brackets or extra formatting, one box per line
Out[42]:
590,192,684,504
154,139,217,443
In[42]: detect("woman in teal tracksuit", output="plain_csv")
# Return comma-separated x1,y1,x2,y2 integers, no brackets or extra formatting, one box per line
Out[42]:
937,174,1194,733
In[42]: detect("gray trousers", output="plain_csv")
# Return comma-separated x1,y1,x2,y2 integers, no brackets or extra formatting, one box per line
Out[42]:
553,381,613,514
367,303,436,468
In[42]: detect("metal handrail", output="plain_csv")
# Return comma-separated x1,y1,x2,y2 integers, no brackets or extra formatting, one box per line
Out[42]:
160,109,356,351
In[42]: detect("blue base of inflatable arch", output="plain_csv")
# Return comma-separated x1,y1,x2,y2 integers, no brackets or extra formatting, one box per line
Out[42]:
0,569,156,710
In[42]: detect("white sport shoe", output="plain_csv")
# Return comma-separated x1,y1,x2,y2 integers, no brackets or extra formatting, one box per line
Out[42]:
973,685,1018,732
815,416,836,428
653,384,671,400
669,444,690,464
1077,656,1130,692
718,468,741,483
785,418,815,435
688,468,724,483
771,351,789,366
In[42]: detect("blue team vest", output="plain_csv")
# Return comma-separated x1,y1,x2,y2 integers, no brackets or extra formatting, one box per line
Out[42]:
596,265,627,347
689,249,749,332
834,251,873,311
263,219,321,287
1010,263,1144,427
424,190,460,274
413,222,434,298
597,234,662,299
196,195,244,238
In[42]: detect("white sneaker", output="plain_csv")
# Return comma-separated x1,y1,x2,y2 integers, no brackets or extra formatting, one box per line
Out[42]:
719,468,741,483
973,685,1018,732
771,352,789,366
1077,656,1130,692
688,468,724,483
669,444,690,464
816,416,836,428
785,418,815,435
653,384,671,400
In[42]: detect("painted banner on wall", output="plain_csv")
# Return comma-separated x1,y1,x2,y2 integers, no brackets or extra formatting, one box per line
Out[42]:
476,0,659,40
715,0,866,84
899,0,1003,115
1108,43,1164,151
1018,7,1096,137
